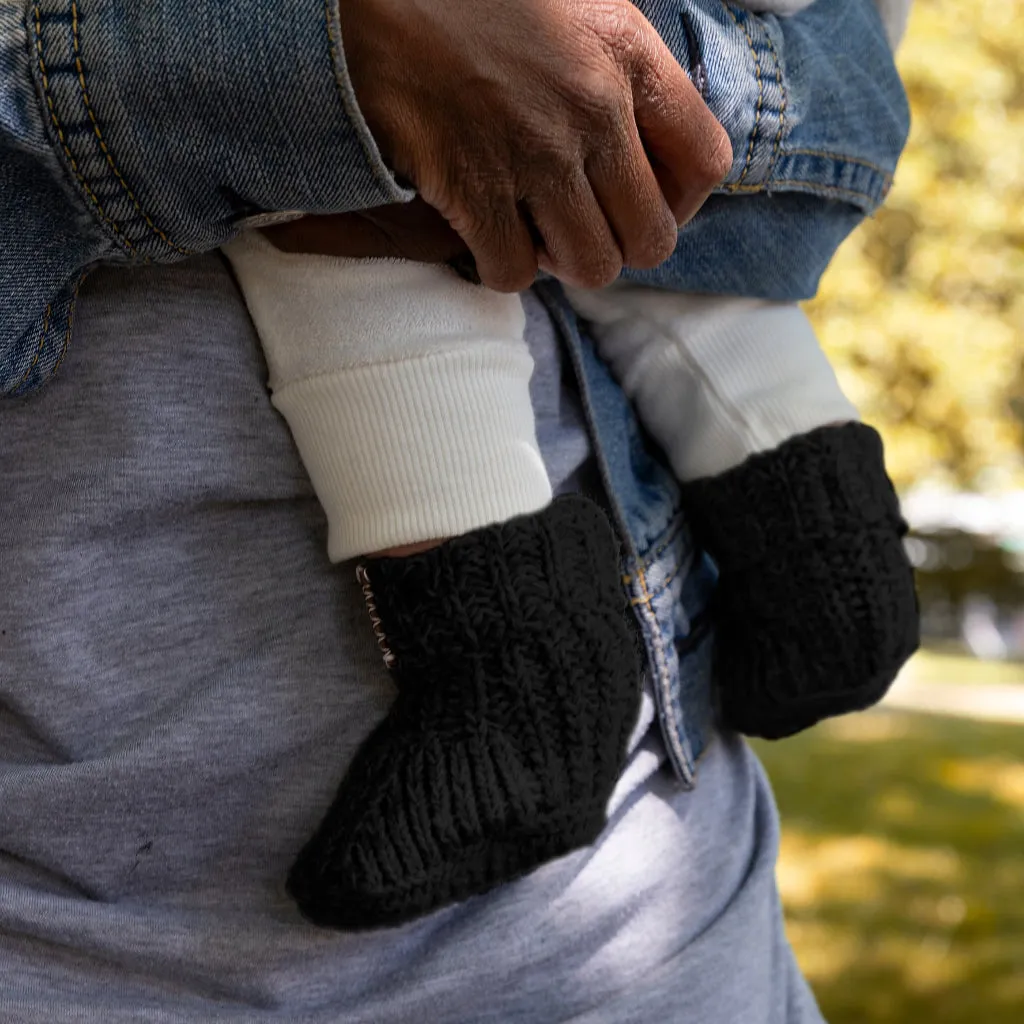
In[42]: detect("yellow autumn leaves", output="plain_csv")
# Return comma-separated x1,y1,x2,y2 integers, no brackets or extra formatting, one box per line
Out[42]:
807,0,1024,491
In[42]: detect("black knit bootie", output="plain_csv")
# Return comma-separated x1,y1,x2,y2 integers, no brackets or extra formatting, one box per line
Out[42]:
287,494,642,929
680,422,920,740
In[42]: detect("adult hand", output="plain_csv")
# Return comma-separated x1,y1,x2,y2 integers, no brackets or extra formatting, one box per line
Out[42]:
339,0,731,292
263,200,470,265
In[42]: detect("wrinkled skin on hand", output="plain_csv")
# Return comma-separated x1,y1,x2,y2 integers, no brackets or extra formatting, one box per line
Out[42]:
328,0,730,288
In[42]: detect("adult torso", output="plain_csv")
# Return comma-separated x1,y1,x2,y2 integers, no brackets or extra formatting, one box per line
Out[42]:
0,257,812,1023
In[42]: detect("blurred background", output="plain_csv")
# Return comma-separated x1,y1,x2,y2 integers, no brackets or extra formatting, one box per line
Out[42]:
751,1,1024,1019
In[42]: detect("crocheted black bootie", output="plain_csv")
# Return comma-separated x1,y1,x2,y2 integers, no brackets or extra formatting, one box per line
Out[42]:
287,494,642,930
680,423,919,740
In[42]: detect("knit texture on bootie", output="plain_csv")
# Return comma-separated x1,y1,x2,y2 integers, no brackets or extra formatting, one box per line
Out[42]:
680,422,919,740
287,494,642,930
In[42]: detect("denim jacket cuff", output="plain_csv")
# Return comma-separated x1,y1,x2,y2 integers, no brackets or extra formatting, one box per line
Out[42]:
27,0,414,263
639,0,905,212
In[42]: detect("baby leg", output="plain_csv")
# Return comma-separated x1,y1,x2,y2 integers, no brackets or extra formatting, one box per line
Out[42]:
224,233,643,928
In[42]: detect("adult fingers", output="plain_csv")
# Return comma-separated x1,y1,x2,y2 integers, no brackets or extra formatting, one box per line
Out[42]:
260,201,470,263
444,191,540,293
624,26,732,225
528,169,624,288
360,199,470,263
585,112,679,270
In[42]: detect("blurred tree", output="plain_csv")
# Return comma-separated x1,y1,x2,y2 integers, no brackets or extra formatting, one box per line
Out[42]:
805,0,1024,491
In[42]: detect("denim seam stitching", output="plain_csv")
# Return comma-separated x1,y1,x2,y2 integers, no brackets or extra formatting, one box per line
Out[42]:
785,148,894,180
631,568,692,781
763,25,787,179
13,303,52,395
630,567,679,607
721,179,886,204
722,4,763,189
32,5,136,256
620,522,686,584
70,1,192,256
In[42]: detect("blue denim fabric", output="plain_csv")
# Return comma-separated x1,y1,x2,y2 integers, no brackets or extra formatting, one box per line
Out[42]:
626,0,909,299
2,0,907,398
584,0,907,778
532,0,910,776
538,281,719,786
0,0,910,785
1,0,412,397
583,0,906,778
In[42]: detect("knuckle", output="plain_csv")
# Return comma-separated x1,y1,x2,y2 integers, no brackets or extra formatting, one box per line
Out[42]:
558,62,629,136
516,121,578,194
652,223,680,263
624,222,678,270
534,147,578,194
451,204,536,293
544,220,620,287
588,81,629,130
571,247,622,289
589,3,646,64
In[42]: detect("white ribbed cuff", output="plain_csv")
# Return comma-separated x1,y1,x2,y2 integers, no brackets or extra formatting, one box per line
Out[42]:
273,346,552,562
566,287,859,482
641,302,859,481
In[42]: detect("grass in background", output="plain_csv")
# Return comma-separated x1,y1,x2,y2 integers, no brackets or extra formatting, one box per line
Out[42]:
762,1,1024,1017
753,712,1024,1023
906,648,1024,687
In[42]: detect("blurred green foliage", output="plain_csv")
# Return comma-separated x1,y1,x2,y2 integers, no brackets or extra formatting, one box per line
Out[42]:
775,11,1024,1013
806,0,1024,491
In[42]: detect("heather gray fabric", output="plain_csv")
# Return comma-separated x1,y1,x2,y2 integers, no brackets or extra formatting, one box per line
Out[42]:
0,257,823,1023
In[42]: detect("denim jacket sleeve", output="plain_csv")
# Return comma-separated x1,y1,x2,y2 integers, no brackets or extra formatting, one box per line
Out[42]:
0,0,413,398
1,0,908,399
624,0,910,300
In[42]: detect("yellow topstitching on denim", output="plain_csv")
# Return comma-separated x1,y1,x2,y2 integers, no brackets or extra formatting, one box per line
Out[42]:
763,25,787,179
71,1,192,256
620,522,686,585
632,566,690,775
33,5,135,255
630,567,679,607
723,4,764,189
721,178,885,205
785,147,894,182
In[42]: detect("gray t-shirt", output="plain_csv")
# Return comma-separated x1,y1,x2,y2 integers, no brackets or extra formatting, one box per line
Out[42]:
0,257,822,1023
